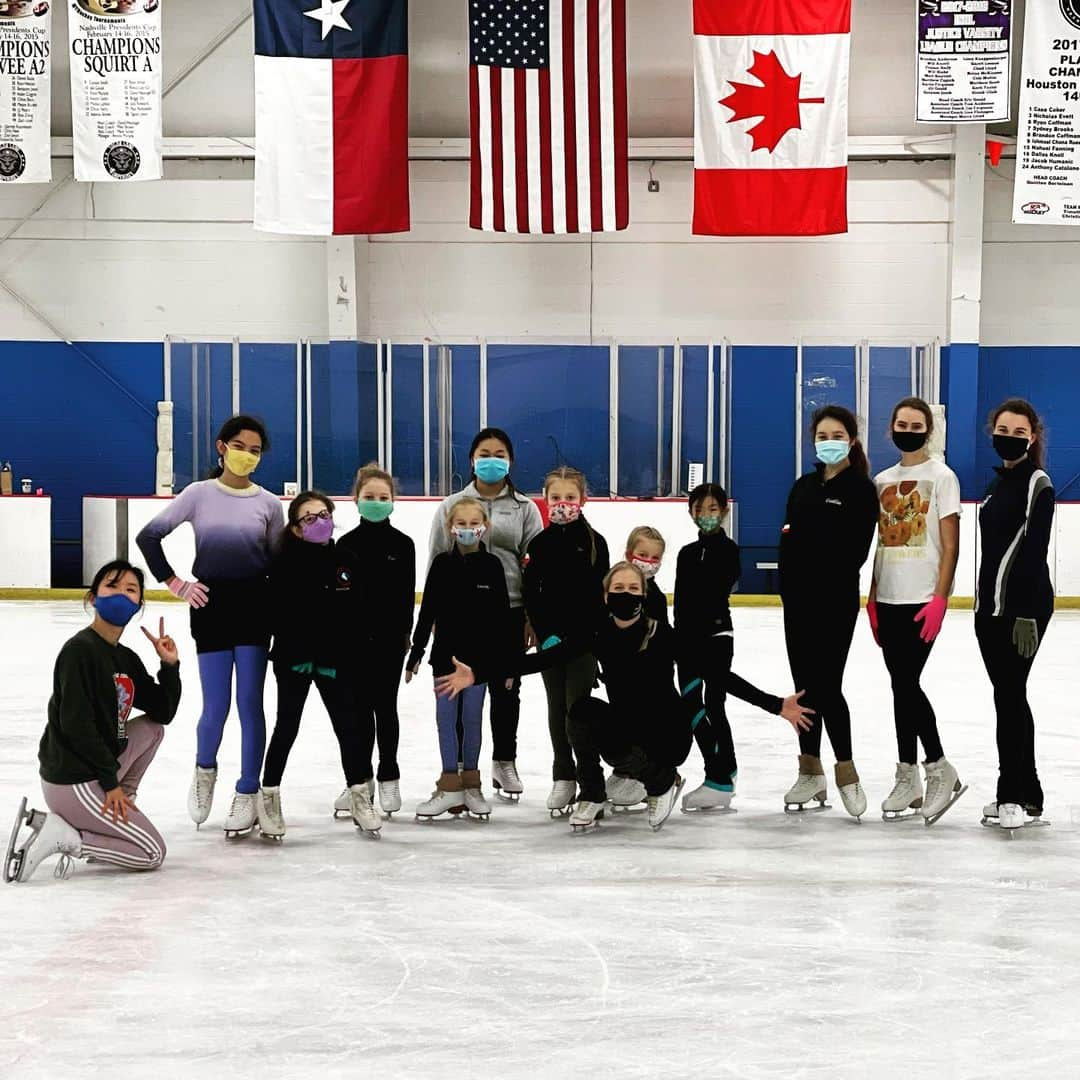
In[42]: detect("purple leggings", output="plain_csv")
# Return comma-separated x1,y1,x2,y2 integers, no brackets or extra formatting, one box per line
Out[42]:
41,718,166,871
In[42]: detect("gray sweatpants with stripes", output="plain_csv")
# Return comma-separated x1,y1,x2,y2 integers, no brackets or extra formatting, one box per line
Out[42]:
41,718,166,871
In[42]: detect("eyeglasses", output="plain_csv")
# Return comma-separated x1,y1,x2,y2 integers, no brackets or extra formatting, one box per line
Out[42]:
298,510,332,526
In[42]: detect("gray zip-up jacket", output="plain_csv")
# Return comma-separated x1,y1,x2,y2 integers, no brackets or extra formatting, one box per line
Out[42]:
428,482,544,608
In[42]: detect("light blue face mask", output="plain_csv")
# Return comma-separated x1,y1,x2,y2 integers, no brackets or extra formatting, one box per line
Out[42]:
452,525,486,547
815,440,851,466
474,457,510,485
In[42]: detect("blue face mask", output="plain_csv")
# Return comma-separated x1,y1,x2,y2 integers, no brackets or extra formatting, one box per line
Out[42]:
815,440,851,466
474,457,510,485
95,593,140,628
452,525,486,547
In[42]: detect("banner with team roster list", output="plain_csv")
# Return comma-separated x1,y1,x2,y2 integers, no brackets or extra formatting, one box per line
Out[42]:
1013,0,1080,224
916,0,1012,123
0,2,52,184
67,0,162,182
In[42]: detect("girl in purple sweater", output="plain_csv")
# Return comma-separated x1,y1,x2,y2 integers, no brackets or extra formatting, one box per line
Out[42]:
137,415,281,838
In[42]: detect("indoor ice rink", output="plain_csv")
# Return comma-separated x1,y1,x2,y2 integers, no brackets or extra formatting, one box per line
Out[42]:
2,0,1080,1077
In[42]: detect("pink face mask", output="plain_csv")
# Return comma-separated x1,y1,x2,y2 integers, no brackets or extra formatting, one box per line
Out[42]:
549,501,581,526
630,556,661,579
301,516,334,544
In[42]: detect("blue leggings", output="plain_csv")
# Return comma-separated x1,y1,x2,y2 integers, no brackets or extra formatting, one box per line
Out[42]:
195,647,269,794
435,684,487,773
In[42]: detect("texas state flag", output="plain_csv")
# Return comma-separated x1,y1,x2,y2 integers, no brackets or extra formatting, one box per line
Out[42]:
693,0,850,236
254,0,410,235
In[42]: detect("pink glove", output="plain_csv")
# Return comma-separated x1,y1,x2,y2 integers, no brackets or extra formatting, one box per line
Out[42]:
914,595,947,643
866,600,881,647
168,578,209,609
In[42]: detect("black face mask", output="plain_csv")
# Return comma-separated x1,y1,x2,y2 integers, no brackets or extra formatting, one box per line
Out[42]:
993,434,1030,463
607,592,643,622
892,430,927,453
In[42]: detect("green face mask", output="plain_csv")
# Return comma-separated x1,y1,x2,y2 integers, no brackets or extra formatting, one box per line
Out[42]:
695,515,722,535
358,499,394,523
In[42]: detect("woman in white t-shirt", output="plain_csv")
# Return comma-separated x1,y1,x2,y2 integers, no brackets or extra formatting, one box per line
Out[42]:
868,397,966,826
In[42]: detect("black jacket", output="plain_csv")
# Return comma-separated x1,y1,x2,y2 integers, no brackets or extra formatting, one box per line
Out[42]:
337,518,416,645
976,459,1055,620
39,628,181,792
523,517,610,646
409,544,512,678
268,539,361,670
674,529,740,639
645,579,670,628
779,464,879,600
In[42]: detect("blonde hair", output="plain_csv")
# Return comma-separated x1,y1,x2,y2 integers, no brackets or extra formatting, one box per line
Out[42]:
446,496,489,530
543,465,588,499
603,561,646,592
626,525,665,555
351,462,396,499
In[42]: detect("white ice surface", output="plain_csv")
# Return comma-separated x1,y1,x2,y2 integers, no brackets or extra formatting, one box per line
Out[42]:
1,602,1079,1080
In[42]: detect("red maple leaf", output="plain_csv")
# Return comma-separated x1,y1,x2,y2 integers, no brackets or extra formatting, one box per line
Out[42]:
719,50,825,154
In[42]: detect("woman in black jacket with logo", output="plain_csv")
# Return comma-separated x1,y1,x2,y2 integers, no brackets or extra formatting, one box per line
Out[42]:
975,399,1055,832
779,405,879,820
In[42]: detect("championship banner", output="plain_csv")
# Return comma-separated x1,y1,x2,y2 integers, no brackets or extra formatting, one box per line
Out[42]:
67,0,162,182
916,0,1012,123
1013,0,1080,224
0,1,52,184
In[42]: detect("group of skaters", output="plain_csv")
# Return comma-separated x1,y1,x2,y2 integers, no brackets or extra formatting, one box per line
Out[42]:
4,394,1057,883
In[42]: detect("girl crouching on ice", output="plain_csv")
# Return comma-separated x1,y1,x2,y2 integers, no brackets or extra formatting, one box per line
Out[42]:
5,562,180,884
408,498,512,821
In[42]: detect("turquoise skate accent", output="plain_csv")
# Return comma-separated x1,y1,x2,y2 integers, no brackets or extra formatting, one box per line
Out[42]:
704,778,735,793
541,635,562,650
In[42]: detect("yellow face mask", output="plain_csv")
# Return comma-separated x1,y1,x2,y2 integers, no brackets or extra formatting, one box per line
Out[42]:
223,446,260,477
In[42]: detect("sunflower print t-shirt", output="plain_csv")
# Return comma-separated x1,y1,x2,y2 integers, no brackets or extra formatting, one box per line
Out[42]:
873,458,962,605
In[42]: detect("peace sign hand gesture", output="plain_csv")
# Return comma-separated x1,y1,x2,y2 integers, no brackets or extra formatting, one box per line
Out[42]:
142,618,179,666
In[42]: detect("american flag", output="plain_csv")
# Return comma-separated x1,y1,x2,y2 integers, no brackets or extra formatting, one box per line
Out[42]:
469,0,629,234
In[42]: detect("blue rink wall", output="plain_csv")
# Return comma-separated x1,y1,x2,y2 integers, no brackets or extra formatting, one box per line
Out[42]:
4,340,1080,586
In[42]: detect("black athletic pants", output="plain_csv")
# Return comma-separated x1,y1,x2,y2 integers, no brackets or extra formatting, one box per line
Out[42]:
876,603,943,765
489,607,526,761
567,696,693,804
543,654,599,781
975,611,1052,810
263,668,368,787
678,636,737,785
783,593,859,762
357,640,406,782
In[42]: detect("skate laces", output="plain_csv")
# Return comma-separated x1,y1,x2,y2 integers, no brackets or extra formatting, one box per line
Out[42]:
924,770,942,805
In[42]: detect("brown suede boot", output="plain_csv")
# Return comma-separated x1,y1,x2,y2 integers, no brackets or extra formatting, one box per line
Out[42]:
416,772,466,819
784,755,828,811
460,769,491,819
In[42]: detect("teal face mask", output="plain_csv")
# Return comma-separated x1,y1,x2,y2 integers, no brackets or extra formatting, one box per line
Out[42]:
357,499,394,523
474,457,510,485
695,515,723,535
815,440,851,466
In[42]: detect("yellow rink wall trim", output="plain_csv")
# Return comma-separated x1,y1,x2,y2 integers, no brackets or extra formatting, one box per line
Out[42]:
3,589,1080,611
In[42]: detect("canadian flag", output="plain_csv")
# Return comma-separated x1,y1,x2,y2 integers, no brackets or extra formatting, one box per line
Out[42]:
693,0,851,236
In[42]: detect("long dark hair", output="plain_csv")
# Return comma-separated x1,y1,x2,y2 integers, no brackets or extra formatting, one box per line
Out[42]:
468,427,518,493
209,414,270,480
811,404,869,476
281,490,335,547
989,398,1045,469
84,560,145,612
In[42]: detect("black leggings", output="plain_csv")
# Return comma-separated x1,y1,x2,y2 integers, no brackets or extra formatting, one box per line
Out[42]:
357,642,406,782
678,637,737,785
975,611,1052,809
263,668,368,788
783,595,859,762
877,603,943,765
568,696,693,804
488,607,526,761
542,654,599,781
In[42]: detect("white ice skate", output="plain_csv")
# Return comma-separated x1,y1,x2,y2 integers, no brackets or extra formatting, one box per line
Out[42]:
378,780,402,817
334,779,374,819
415,777,467,822
492,760,524,802
223,791,258,839
881,762,923,821
350,785,382,838
257,787,285,841
835,762,866,822
546,780,577,818
5,799,82,883
569,800,609,833
681,782,735,815
921,758,967,827
606,774,647,812
784,756,830,813
188,765,217,827
463,787,492,821
647,775,685,832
